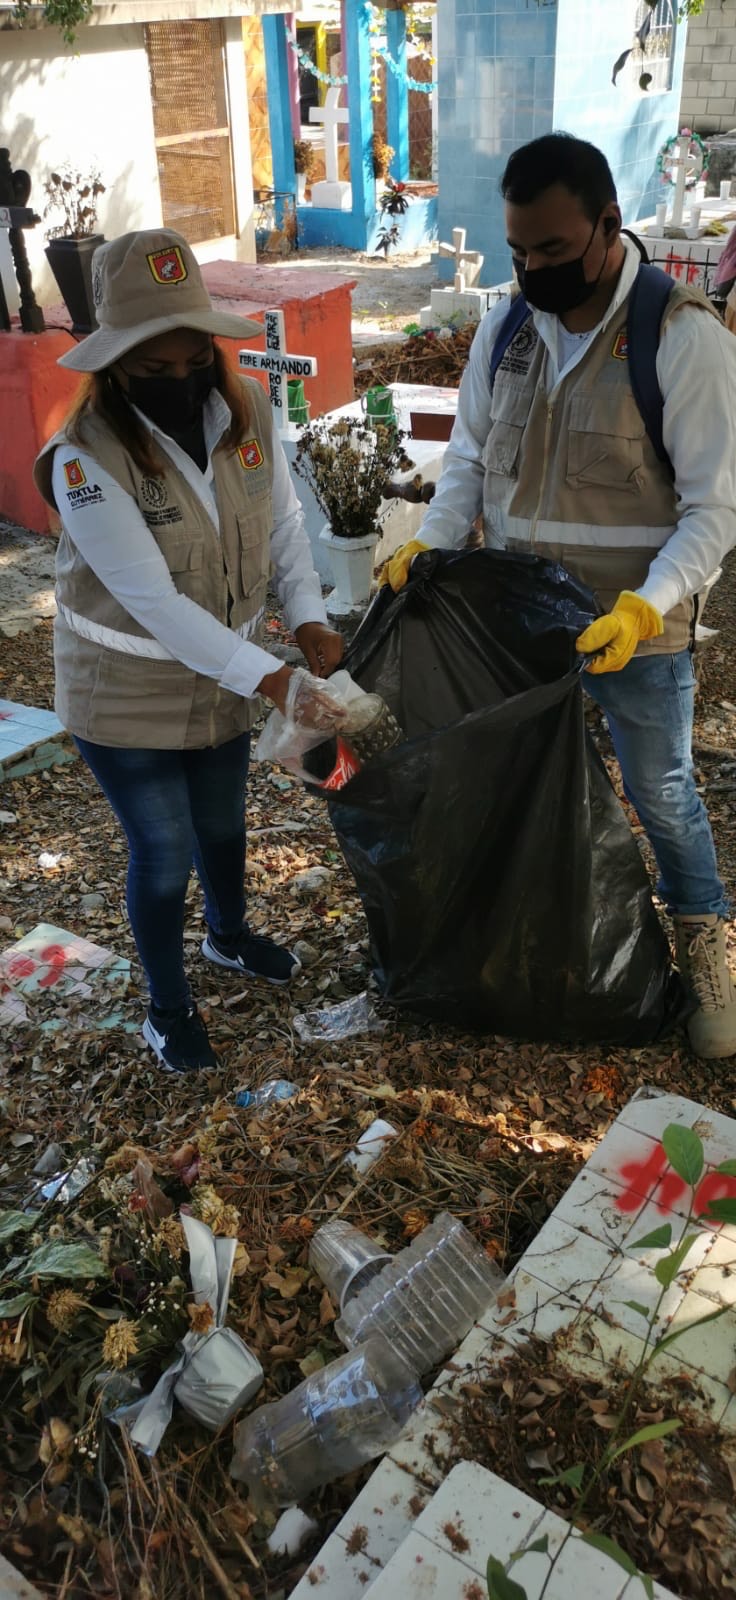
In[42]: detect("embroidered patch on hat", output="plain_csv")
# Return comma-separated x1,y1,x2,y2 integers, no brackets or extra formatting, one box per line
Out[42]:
611,330,628,361
238,439,264,470
146,246,188,285
63,458,87,489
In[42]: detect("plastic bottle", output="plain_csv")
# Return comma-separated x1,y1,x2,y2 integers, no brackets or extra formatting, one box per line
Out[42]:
235,1080,298,1110
229,1335,421,1507
335,1212,503,1377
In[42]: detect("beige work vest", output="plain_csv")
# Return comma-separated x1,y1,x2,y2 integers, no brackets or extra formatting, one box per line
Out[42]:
34,380,275,748
483,284,716,653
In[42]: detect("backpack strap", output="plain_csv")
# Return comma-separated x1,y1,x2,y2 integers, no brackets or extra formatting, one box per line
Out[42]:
626,262,674,477
489,293,533,391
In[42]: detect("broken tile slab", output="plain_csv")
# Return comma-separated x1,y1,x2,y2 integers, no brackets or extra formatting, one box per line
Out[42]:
552,1165,647,1250
557,1310,733,1424
330,1454,430,1589
621,1089,736,1166
362,1531,483,1598
0,923,131,1030
290,1522,377,1600
0,1553,45,1600
410,1458,548,1577
691,1231,736,1306
517,1214,618,1303
655,1287,736,1386
477,1269,581,1344
0,698,62,739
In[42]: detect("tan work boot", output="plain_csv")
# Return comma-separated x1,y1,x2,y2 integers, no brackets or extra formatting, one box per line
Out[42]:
673,914,736,1059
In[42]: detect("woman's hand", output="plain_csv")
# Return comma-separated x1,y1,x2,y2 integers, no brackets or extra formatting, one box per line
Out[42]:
256,663,348,732
294,621,345,678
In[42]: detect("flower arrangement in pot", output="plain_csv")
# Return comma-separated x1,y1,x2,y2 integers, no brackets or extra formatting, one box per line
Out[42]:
294,138,316,202
43,162,106,336
294,416,411,613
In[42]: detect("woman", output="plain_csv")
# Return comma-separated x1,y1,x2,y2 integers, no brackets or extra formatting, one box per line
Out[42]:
34,229,345,1073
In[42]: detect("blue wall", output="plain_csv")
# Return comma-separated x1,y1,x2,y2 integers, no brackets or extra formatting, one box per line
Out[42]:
437,0,687,289
553,0,688,226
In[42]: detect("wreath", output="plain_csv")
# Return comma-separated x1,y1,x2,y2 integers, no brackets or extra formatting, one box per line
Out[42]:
657,129,709,190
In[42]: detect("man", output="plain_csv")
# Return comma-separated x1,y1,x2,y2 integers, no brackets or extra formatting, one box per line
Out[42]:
385,133,736,1059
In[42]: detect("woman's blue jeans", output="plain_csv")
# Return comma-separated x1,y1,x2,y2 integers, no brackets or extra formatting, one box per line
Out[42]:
75,733,251,1011
582,649,729,919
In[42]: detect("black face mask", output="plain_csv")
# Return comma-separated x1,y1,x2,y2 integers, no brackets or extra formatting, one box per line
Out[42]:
123,360,217,433
513,219,609,315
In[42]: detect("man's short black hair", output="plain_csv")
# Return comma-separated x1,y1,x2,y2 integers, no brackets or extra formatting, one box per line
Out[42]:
501,133,617,223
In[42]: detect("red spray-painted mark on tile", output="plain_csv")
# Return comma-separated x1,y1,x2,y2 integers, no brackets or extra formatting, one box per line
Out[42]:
5,944,69,989
615,1140,736,1220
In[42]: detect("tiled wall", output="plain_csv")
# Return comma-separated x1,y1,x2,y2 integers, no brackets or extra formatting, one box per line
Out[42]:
437,0,686,288
680,0,736,132
553,0,688,227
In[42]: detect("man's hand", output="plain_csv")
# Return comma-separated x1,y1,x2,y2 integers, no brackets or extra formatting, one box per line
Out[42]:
294,621,344,678
576,591,664,675
378,538,430,593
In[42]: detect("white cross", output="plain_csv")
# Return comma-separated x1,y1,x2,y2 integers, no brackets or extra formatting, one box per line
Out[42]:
239,309,318,436
438,227,484,292
309,87,349,186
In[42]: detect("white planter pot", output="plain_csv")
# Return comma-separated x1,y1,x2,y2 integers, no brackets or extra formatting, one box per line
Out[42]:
318,524,378,615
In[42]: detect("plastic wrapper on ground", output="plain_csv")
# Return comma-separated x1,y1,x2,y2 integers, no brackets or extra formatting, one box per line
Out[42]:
293,990,387,1042
110,1214,263,1455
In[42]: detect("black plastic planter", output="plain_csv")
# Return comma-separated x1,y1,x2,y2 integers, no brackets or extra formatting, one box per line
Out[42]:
45,234,104,335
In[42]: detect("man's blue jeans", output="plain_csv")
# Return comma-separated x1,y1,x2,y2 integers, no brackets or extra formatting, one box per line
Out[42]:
75,733,251,1012
582,649,728,919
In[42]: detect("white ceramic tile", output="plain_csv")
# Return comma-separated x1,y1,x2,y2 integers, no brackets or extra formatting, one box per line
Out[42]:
621,1091,736,1169
653,1288,736,1386
289,1526,373,1600
693,1231,736,1306
365,1532,484,1598
553,1165,646,1249
387,1389,454,1491
519,1215,617,1303
412,1460,547,1575
478,1269,581,1343
585,1123,679,1214
331,1454,429,1578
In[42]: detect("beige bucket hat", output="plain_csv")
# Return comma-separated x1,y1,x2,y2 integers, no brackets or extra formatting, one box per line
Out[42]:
58,228,263,372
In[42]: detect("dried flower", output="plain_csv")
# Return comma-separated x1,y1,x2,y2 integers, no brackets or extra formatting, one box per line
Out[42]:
190,1184,240,1236
102,1319,139,1370
279,1215,315,1242
196,1127,221,1162
154,1216,186,1260
39,1417,74,1465
44,163,105,241
0,1320,27,1366
294,417,410,541
46,1289,86,1332
187,1301,215,1335
105,1142,150,1173
402,1207,430,1239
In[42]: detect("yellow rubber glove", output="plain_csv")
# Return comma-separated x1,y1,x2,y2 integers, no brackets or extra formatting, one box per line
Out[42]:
576,591,664,674
378,538,430,592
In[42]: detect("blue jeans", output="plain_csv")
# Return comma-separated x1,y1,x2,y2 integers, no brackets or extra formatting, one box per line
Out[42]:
75,734,251,1011
582,650,729,919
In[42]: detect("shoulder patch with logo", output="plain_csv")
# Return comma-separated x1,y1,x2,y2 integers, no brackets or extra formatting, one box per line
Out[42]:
63,458,87,489
611,330,628,361
147,246,188,286
238,439,264,471
499,319,538,377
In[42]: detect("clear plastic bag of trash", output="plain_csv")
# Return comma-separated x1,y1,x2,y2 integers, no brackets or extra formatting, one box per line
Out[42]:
293,991,386,1042
255,668,401,787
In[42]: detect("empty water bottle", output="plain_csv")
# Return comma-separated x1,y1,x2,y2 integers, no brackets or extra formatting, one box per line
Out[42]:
335,1212,503,1377
229,1335,420,1507
235,1080,298,1111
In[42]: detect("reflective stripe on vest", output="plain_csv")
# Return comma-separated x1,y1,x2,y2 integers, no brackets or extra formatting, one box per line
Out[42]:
57,600,268,661
494,513,677,550
57,602,175,659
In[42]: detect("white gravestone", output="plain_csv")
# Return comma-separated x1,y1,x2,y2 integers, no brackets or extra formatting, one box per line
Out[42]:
309,88,352,211
239,309,318,438
420,225,491,327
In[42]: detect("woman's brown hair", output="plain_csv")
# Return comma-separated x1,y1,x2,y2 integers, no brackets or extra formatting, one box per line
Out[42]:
63,344,251,476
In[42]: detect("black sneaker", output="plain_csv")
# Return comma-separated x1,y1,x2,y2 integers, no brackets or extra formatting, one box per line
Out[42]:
142,1004,217,1072
201,928,301,986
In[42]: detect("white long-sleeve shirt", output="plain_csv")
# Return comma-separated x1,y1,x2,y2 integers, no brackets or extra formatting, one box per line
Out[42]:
420,237,736,618
50,389,327,700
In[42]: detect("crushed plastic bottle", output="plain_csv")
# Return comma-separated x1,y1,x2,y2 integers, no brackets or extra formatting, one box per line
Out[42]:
335,1211,504,1377
235,1080,298,1111
229,1335,421,1507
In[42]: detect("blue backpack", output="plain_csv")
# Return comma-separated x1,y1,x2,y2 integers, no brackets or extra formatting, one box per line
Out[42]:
490,262,675,477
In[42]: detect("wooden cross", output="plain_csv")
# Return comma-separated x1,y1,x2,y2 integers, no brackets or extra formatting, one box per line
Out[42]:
309,87,349,186
438,227,484,292
239,308,318,435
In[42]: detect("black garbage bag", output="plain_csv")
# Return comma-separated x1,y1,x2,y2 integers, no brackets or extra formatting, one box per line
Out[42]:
326,548,680,1045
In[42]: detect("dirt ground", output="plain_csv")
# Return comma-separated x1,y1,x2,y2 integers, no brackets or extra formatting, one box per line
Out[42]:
259,243,442,342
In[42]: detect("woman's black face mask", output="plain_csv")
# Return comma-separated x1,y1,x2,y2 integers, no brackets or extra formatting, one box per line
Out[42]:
123,360,217,432
513,218,610,316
